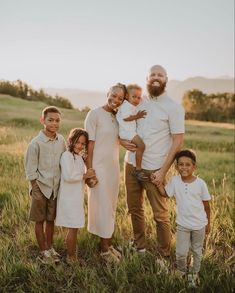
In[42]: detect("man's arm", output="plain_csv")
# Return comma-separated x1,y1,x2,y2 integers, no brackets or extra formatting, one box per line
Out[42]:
151,133,184,185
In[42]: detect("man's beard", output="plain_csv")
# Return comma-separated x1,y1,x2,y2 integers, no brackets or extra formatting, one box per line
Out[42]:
147,81,166,97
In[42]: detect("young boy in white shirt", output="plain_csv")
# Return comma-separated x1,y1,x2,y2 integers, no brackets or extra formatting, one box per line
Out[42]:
156,149,211,287
116,84,147,181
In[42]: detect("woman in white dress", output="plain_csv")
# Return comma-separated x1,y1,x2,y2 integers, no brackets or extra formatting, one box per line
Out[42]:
56,128,95,261
84,83,127,262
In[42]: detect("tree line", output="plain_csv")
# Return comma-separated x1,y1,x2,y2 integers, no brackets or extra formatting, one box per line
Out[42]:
0,80,73,109
182,89,234,123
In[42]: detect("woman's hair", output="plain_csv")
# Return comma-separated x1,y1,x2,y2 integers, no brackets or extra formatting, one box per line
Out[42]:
175,149,197,164
67,128,89,153
109,83,127,98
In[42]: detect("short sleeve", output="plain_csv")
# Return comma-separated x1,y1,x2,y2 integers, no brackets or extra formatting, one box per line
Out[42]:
84,109,97,141
200,179,211,201
169,103,185,134
165,177,176,198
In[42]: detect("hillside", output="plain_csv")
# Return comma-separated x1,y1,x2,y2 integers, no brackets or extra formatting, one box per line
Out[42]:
44,76,235,108
0,94,234,292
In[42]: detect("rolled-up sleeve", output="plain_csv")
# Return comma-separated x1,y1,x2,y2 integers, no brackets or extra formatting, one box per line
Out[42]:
25,142,39,181
61,152,84,183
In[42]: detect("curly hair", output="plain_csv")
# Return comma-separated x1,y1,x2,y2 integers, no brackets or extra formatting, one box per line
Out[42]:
175,149,197,164
67,128,89,154
109,83,127,98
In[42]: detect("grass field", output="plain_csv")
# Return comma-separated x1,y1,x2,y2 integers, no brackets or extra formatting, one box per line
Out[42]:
0,95,234,293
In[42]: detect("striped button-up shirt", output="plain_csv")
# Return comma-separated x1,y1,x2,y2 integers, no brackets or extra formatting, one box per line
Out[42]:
25,130,66,199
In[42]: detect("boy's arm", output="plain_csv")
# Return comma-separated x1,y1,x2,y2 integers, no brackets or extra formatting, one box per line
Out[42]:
155,182,169,198
123,110,147,121
25,143,39,188
203,200,211,234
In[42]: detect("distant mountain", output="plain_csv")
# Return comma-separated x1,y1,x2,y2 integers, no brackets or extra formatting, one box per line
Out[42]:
45,88,107,110
166,76,234,102
44,77,234,108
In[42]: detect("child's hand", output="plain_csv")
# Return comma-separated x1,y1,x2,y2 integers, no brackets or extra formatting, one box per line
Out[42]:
136,110,147,119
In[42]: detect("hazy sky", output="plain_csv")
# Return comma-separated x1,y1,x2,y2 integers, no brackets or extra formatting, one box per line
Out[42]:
0,0,234,91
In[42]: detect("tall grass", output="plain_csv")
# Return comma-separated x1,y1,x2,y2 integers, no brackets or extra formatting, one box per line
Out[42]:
0,95,234,292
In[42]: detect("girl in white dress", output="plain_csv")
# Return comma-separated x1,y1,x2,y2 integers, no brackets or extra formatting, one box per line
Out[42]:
84,83,126,262
56,128,95,261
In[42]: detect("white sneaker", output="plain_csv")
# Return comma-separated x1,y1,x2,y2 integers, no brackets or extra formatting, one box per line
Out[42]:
187,273,200,288
48,247,60,263
37,250,55,264
129,240,146,254
156,258,169,274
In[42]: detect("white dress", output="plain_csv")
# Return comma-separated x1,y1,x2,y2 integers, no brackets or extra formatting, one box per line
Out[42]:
55,151,85,228
84,107,120,238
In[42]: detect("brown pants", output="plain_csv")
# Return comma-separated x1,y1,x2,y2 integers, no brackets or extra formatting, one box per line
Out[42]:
124,162,171,256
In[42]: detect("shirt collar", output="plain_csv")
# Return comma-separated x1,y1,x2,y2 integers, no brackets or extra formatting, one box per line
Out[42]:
150,91,167,101
39,130,58,142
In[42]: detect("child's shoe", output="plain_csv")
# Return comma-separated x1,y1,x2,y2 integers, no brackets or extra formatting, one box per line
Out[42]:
132,170,149,182
155,258,169,274
187,273,200,288
37,250,55,264
86,177,98,188
48,247,60,263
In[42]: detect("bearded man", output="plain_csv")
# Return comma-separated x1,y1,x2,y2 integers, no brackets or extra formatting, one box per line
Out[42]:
121,65,185,257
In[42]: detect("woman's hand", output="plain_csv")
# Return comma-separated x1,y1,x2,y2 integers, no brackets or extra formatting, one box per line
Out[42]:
84,168,96,180
119,139,137,152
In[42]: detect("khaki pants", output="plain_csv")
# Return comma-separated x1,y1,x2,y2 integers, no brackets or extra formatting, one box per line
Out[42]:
124,162,171,256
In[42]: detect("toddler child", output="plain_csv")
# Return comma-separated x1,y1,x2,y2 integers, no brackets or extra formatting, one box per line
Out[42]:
156,149,211,287
25,106,66,264
55,128,95,261
116,84,147,181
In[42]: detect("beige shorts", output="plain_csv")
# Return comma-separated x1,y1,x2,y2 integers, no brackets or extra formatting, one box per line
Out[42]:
29,185,56,222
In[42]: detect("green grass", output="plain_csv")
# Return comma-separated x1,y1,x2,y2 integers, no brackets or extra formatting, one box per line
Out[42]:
0,94,234,292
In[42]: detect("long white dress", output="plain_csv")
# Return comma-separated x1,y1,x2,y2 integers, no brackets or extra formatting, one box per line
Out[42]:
55,151,85,228
84,107,120,238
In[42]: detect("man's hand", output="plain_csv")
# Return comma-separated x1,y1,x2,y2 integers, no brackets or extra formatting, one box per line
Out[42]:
150,169,165,186
119,139,137,152
205,224,210,235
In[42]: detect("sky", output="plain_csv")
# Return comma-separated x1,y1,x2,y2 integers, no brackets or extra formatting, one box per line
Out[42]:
0,0,234,91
